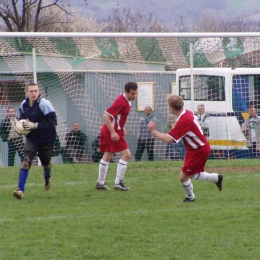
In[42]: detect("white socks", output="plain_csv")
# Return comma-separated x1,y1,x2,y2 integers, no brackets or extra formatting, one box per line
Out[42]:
115,159,128,184
193,172,218,183
182,172,219,199
98,159,109,185
182,179,195,198
98,159,128,185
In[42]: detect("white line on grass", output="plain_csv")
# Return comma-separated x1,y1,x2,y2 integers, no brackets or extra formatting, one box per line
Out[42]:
0,203,258,223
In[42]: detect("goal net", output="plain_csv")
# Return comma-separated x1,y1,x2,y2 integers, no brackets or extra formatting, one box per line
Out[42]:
0,33,259,166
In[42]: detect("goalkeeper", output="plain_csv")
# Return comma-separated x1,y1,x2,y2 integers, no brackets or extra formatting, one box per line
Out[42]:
13,83,57,199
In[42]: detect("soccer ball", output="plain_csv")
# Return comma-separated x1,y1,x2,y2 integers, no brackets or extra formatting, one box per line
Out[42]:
15,119,31,136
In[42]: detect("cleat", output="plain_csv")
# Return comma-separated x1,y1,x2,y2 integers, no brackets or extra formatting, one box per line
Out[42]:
114,180,130,191
183,195,195,202
13,188,24,199
95,182,110,190
44,177,51,191
215,174,223,191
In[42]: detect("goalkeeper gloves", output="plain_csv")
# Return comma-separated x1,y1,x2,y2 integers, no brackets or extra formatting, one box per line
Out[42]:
23,121,37,130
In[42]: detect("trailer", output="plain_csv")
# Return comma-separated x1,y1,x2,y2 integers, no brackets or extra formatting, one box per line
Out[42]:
174,68,260,158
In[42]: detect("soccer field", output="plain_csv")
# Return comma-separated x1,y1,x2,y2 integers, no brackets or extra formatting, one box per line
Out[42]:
1,159,260,260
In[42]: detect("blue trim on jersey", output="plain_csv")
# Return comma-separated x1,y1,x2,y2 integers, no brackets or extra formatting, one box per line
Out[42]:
19,95,57,144
39,98,55,115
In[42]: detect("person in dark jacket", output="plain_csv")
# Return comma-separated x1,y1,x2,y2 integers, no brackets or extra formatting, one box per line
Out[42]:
0,106,24,166
65,122,87,163
92,131,103,163
12,83,57,200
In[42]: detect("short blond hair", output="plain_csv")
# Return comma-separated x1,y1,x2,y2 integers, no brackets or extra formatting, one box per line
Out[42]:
166,94,184,111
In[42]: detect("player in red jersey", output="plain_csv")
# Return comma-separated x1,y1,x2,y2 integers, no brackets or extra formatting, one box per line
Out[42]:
148,94,223,202
95,82,138,191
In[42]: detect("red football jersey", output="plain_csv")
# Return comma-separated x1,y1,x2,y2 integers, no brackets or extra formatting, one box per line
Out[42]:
168,109,209,151
100,94,131,153
104,93,131,133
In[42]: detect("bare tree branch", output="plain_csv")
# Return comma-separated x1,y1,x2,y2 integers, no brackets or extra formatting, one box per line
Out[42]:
0,0,88,32
102,5,168,32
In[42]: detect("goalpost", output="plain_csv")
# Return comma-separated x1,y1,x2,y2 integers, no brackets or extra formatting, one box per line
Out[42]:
0,32,260,165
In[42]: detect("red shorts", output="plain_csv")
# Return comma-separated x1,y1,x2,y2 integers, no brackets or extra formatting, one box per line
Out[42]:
182,144,210,175
99,128,128,154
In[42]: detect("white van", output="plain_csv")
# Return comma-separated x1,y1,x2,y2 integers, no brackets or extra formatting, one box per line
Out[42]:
174,68,260,158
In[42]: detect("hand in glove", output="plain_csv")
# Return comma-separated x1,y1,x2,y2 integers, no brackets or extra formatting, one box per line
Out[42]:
23,121,37,130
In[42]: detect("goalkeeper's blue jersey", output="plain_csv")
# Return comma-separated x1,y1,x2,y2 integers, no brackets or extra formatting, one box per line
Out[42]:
19,95,57,145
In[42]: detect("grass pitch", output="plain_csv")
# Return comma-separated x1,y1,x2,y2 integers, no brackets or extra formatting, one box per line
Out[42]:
0,159,260,260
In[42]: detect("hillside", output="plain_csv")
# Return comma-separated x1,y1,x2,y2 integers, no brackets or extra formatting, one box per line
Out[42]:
70,0,260,25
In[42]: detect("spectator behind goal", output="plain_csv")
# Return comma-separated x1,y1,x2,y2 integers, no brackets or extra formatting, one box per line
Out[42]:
241,105,260,158
196,103,209,137
64,122,87,163
0,106,24,166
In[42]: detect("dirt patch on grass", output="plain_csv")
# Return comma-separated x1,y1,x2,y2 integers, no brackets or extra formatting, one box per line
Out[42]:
165,166,259,173
206,166,259,173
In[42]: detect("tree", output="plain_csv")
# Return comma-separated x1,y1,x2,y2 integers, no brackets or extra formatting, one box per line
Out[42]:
102,5,168,32
0,0,88,32
192,10,260,32
169,13,191,32
37,5,100,32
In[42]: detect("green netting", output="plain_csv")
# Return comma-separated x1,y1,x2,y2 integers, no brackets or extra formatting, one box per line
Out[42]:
95,38,121,59
136,38,166,62
50,38,82,57
223,37,244,59
4,38,34,53
2,37,258,68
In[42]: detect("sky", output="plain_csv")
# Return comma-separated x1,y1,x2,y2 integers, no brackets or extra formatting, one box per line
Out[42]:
69,0,260,24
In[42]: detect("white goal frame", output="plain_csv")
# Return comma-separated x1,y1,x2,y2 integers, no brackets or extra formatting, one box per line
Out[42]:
0,32,259,164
